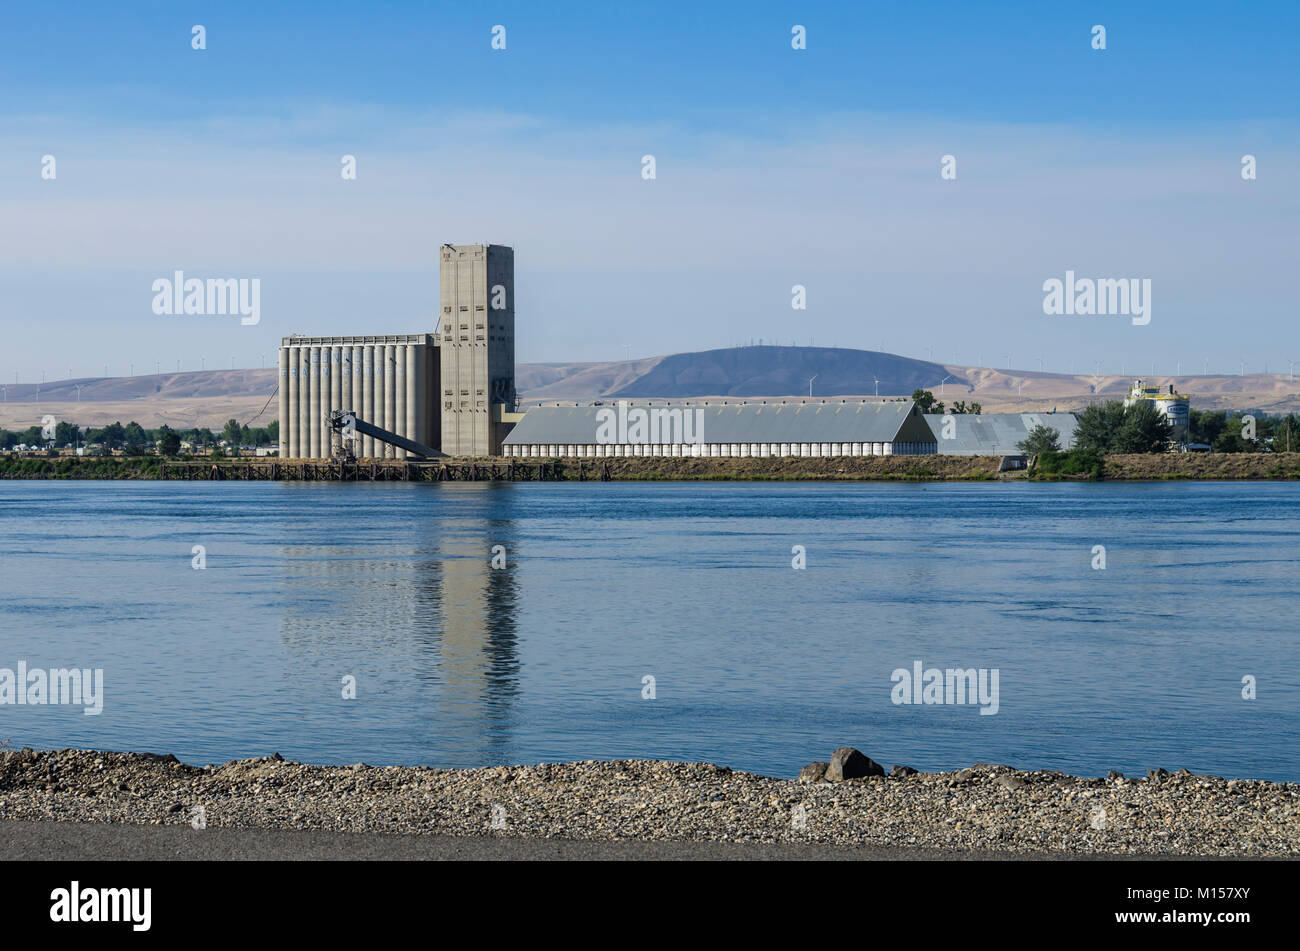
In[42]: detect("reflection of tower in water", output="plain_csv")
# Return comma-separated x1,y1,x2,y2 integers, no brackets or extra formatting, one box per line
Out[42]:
430,521,521,757
275,493,522,766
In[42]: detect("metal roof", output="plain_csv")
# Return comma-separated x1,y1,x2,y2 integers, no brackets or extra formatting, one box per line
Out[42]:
504,401,933,445
922,413,1080,455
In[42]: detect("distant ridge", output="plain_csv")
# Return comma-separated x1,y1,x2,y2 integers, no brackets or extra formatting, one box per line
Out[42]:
607,346,955,398
5,346,1300,431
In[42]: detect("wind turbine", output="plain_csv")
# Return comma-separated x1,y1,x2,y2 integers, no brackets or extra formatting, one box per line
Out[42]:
808,375,817,397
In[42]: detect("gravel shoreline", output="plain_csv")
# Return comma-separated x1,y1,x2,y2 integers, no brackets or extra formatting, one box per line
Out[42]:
2,748,1296,857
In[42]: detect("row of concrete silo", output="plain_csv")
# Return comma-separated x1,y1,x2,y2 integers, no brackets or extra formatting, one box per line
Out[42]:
278,335,436,459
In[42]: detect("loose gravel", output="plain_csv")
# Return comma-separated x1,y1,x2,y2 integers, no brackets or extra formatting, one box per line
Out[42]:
2,749,1296,857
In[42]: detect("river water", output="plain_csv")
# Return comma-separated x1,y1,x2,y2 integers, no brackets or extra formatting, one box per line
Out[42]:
0,480,1296,781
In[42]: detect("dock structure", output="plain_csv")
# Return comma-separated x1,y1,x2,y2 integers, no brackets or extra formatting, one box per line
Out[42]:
158,458,601,482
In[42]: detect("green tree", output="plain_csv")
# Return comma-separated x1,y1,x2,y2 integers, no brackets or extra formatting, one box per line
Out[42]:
97,421,126,450
123,421,149,451
1018,424,1061,456
911,389,945,415
157,425,181,456
53,421,81,448
1212,415,1250,453
221,418,244,452
20,425,44,447
951,400,982,414
1072,402,1127,454
1189,409,1227,447
1272,414,1299,453
1112,400,1176,453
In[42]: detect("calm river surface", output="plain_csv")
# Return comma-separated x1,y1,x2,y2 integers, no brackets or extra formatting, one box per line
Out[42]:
1,480,1296,781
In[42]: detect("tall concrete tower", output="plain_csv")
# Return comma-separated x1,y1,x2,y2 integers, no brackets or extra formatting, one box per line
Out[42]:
438,244,518,456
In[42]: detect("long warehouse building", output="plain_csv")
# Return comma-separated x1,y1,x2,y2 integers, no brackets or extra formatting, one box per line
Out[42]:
501,399,938,457
923,412,1081,455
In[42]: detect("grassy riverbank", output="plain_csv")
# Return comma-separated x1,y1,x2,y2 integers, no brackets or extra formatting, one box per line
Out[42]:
1101,452,1300,480
574,455,1001,481
0,454,1004,481
6,452,1300,482
0,455,166,480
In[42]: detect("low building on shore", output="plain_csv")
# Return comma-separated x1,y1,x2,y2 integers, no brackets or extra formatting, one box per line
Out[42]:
924,412,1081,455
502,399,938,457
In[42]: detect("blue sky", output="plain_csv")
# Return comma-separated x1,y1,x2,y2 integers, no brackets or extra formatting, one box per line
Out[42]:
1,0,1297,380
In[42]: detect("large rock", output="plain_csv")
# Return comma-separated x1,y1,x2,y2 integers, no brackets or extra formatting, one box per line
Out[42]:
825,747,885,782
798,762,829,784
